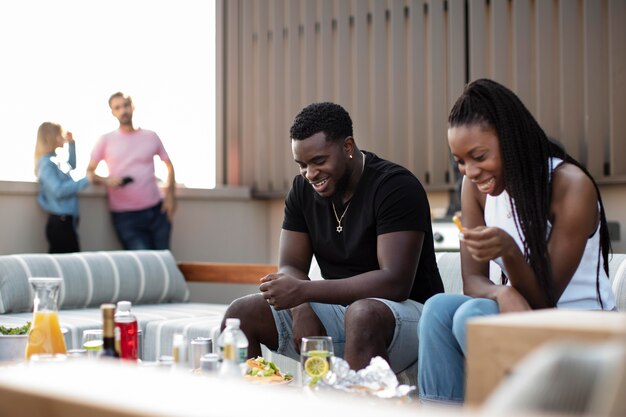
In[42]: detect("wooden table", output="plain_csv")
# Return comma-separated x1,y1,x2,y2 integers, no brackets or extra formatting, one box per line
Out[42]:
465,309,626,405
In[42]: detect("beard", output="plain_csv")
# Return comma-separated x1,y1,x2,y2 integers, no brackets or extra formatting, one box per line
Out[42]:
313,164,353,207
118,113,132,125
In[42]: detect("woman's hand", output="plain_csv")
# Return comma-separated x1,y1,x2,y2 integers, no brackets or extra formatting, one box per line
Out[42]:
461,226,517,263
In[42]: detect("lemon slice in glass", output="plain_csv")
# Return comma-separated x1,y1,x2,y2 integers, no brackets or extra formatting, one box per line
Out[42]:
304,356,329,378
83,340,103,351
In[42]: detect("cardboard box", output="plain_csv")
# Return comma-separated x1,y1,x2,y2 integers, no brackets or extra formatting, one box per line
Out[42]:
465,309,626,405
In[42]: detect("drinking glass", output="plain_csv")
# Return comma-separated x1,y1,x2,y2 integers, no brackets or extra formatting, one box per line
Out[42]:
300,336,333,386
82,329,103,359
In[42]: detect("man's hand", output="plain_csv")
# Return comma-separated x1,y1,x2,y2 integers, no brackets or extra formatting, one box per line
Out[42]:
161,189,176,222
290,304,326,354
259,273,306,310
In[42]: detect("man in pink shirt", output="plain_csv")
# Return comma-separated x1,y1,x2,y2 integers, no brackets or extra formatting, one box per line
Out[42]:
87,92,176,250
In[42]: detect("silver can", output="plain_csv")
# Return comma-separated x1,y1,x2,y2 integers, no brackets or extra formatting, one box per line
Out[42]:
200,353,220,374
190,337,213,369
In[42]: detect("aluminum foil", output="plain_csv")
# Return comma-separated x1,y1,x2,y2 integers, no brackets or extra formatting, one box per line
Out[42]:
317,356,415,399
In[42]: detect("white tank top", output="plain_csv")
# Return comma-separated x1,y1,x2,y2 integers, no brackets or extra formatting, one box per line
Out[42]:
484,157,615,310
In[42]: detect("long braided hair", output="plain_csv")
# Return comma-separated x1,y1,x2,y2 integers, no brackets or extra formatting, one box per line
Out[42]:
449,79,611,307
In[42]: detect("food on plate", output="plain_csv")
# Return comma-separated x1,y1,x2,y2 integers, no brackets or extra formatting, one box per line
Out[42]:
245,356,293,383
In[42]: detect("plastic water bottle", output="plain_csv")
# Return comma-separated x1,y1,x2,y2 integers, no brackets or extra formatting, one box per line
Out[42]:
218,330,242,379
217,318,248,364
114,301,138,360
172,333,188,369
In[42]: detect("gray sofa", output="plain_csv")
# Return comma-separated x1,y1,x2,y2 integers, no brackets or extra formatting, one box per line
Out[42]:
0,250,227,361
1,250,624,366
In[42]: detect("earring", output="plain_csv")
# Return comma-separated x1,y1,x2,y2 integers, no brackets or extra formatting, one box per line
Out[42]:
349,154,353,159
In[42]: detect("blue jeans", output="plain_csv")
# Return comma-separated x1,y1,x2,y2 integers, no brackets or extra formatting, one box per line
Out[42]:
111,202,171,250
418,293,499,403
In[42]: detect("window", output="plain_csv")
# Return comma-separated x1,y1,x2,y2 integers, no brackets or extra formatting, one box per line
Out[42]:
0,0,216,188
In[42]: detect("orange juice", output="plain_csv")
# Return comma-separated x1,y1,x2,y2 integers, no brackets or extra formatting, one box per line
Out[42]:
25,311,67,359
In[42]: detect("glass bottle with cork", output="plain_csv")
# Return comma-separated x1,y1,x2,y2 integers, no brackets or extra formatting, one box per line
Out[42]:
100,303,119,358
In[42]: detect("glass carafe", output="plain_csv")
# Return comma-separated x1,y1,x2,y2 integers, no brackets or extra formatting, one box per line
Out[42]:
25,277,67,359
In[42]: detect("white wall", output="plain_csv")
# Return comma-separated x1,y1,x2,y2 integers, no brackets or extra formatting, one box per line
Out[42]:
0,182,273,263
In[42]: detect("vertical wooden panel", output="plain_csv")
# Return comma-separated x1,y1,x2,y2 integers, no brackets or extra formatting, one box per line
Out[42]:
469,0,489,80
284,0,302,184
241,2,255,186
408,0,428,180
255,0,270,190
608,0,626,176
583,0,608,177
216,0,225,186
389,0,407,166
448,0,466,107
559,0,584,162
352,0,370,151
429,0,448,186
302,0,317,101
319,0,334,101
512,0,534,110
535,0,560,140
224,0,242,186
270,0,286,190
370,0,388,157
447,0,467,187
491,0,511,85
335,0,351,108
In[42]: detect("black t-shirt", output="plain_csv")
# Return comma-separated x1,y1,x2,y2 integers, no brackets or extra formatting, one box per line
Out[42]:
282,151,443,304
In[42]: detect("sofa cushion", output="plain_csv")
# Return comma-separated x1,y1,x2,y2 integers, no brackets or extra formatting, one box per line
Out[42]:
0,250,189,314
435,252,502,295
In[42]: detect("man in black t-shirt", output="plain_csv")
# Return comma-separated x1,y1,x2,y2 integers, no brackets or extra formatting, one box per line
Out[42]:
222,102,443,373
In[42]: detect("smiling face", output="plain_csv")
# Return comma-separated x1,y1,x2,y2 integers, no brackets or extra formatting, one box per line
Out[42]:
292,132,353,200
448,124,505,196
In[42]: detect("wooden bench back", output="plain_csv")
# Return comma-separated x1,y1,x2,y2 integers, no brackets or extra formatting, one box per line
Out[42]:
178,262,277,285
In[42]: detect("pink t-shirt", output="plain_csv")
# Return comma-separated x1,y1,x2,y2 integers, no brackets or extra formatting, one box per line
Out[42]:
91,128,170,212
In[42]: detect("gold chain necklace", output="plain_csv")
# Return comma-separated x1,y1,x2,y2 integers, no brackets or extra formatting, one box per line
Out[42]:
331,152,366,234
332,201,351,233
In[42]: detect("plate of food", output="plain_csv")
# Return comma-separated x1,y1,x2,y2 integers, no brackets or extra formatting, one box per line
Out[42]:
244,356,293,384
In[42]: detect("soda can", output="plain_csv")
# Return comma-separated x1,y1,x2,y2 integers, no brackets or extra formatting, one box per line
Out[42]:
200,353,220,374
190,337,213,369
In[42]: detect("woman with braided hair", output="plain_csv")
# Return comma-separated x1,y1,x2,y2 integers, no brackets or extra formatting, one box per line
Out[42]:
417,78,616,404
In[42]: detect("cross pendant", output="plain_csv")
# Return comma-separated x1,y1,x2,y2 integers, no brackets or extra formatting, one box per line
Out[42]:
336,225,343,233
